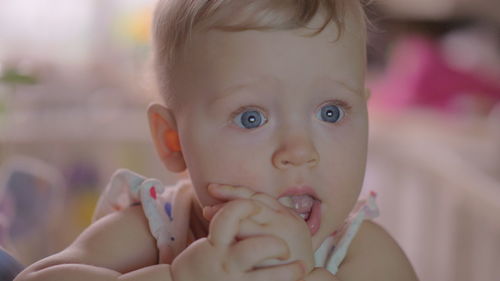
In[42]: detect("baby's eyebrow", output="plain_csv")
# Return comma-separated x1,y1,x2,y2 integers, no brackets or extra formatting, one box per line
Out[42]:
316,75,362,97
209,78,270,104
209,75,362,104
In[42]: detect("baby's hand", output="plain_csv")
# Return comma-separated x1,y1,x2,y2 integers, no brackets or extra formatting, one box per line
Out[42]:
205,184,315,274
171,198,305,281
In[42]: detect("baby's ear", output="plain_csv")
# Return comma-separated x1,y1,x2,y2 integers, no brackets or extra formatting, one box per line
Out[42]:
363,88,372,100
147,103,187,173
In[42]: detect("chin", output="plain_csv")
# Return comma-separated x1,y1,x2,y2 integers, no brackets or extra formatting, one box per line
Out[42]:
312,227,331,250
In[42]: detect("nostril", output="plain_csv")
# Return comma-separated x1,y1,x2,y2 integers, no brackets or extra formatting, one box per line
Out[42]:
278,158,317,168
272,148,319,169
307,158,318,166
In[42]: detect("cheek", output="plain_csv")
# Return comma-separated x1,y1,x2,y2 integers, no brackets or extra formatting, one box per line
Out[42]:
322,125,367,179
320,124,367,207
183,134,264,203
205,147,262,187
198,142,259,175
318,146,366,238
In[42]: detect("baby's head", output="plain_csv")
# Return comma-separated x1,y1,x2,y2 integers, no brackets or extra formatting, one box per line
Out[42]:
147,0,370,249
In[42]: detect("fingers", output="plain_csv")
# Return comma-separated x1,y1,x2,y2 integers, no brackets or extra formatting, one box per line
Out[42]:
206,184,287,224
208,184,283,211
208,183,255,198
208,199,260,247
206,184,305,233
202,203,224,221
229,235,290,271
249,192,284,211
247,261,305,281
204,200,279,226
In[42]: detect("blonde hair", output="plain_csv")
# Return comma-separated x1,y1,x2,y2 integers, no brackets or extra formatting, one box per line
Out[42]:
151,0,366,107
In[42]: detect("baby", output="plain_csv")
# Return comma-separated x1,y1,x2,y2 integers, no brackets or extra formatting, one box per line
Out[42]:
15,0,418,280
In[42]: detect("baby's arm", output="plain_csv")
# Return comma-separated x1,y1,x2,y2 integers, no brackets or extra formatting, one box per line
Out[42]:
335,220,419,281
15,200,303,281
295,217,418,281
14,205,171,281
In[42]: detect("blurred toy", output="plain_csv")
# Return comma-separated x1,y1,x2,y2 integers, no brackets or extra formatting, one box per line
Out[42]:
0,247,24,281
64,160,99,193
64,160,101,228
369,33,500,115
0,156,66,263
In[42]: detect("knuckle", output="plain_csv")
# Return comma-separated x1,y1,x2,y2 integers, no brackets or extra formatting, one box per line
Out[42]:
228,199,260,216
225,198,250,210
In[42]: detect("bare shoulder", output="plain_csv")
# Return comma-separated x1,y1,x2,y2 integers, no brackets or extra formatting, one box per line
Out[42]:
25,205,158,274
337,220,419,281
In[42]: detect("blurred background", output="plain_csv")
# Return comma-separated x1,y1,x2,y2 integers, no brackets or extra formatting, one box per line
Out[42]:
0,0,499,280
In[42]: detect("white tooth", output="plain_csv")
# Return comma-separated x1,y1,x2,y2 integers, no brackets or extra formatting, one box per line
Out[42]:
299,213,308,219
278,196,294,208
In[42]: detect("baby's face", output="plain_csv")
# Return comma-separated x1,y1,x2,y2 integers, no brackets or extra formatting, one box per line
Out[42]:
170,11,368,249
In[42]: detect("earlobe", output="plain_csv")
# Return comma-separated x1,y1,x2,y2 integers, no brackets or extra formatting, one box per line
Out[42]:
147,103,186,173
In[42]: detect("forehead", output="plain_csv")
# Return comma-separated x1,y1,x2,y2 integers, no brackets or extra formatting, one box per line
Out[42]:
170,7,366,105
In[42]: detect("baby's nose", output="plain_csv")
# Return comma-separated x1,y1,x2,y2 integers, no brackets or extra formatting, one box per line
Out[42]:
272,137,319,169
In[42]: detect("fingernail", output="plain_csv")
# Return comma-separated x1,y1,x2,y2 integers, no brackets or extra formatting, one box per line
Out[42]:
214,184,233,191
203,205,215,218
277,196,294,208
208,184,219,192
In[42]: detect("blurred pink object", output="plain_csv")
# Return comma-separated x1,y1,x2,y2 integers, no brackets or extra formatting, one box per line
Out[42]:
369,35,500,114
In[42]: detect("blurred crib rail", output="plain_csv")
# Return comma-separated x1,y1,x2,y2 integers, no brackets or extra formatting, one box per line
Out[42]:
365,110,500,281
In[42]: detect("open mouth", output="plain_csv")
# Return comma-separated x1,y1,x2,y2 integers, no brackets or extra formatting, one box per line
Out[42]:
278,195,321,235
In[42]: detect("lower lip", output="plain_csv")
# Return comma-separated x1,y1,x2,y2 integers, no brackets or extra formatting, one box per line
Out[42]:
307,200,321,235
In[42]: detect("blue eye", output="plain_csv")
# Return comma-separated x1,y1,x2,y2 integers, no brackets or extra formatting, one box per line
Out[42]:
317,104,344,123
233,109,267,129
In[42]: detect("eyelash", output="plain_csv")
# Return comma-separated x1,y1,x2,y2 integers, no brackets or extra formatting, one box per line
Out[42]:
228,99,352,129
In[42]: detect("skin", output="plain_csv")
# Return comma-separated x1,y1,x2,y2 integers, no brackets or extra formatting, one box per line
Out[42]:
151,7,369,252
149,5,417,280
14,4,418,281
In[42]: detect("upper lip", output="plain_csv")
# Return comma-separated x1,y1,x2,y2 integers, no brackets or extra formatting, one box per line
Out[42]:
278,185,319,200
